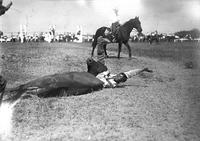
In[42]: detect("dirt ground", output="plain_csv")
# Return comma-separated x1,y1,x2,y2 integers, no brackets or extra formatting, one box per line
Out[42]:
0,42,200,141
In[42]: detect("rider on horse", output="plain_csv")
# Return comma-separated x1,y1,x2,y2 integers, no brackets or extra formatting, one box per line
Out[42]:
111,21,120,42
110,8,121,42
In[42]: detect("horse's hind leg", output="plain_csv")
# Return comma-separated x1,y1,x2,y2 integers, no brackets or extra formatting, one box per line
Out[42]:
124,42,132,59
117,42,122,59
103,44,108,58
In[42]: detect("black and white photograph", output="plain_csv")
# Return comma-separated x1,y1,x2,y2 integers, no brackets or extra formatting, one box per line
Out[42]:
0,0,200,140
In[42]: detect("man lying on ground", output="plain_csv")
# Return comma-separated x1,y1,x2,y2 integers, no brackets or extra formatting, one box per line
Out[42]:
87,57,152,88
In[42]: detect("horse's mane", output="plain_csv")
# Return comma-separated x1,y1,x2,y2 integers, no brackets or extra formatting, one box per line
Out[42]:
123,19,135,27
121,18,136,34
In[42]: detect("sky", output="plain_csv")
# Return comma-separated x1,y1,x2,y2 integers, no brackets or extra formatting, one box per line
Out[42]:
0,0,200,34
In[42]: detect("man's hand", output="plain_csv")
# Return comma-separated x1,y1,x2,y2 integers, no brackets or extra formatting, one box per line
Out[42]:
143,68,153,73
103,38,111,43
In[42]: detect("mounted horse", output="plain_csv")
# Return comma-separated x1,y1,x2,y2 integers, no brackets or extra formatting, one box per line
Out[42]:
91,17,142,59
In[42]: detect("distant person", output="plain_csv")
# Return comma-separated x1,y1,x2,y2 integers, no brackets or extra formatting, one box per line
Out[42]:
0,0,12,16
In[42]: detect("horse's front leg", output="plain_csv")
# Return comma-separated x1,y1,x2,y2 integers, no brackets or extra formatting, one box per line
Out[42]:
103,44,108,58
124,42,132,59
117,42,122,59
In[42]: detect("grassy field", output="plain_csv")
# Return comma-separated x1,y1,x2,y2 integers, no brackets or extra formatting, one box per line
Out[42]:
0,41,200,141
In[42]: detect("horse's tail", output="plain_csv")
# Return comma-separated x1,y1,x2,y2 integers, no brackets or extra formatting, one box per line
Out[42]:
92,35,98,48
92,26,108,48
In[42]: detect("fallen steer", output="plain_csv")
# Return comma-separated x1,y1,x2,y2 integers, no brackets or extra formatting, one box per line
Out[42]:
0,58,152,104
0,72,104,103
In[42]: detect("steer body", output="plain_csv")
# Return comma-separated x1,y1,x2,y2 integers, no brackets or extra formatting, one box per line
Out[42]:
2,72,104,103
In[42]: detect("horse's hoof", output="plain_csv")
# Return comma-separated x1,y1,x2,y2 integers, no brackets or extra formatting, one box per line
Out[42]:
129,56,137,60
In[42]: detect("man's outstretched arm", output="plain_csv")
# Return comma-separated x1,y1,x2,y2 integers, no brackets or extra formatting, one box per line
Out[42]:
124,68,153,78
105,68,153,88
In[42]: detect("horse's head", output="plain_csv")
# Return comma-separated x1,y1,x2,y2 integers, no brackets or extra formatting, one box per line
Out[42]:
132,16,142,33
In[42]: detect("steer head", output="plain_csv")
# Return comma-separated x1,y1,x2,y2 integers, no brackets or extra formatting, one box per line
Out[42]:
87,58,108,76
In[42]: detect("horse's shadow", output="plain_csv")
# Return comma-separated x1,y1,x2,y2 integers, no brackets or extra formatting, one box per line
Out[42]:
107,55,120,59
106,55,138,60
115,84,148,88
106,55,125,59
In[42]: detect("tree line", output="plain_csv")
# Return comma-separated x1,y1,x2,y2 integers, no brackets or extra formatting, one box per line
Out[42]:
175,28,200,38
